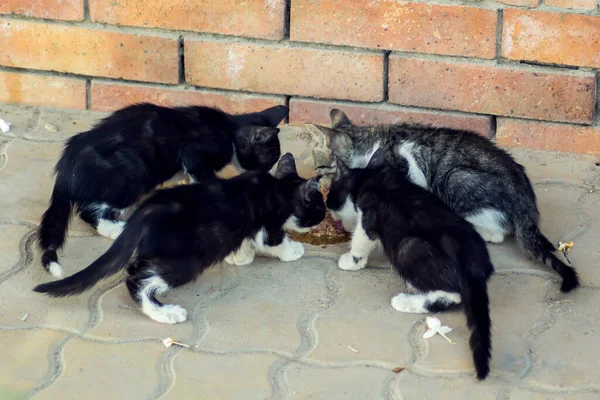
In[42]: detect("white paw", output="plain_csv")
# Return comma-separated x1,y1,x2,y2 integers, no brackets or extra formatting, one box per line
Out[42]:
48,262,64,279
97,220,125,240
391,293,427,314
279,240,305,262
231,250,255,265
477,229,505,244
150,304,188,324
338,252,367,271
224,253,235,264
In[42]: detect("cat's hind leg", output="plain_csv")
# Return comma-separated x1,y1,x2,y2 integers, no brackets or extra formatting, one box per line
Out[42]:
465,208,508,244
253,229,305,262
127,273,187,324
80,203,127,240
391,291,461,314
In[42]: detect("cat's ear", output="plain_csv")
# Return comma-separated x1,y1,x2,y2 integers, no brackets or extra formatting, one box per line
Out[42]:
300,175,322,203
251,127,280,144
334,156,351,180
330,109,353,129
258,105,289,127
305,124,353,158
366,148,386,170
273,152,298,179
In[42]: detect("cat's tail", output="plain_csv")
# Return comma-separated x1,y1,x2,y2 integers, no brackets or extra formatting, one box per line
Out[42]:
33,205,160,297
515,220,579,293
37,173,72,279
461,239,493,380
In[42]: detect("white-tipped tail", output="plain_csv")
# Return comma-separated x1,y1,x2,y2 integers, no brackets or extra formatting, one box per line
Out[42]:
48,262,65,279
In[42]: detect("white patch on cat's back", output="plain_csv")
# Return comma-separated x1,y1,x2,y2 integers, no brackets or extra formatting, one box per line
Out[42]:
397,142,428,189
466,208,507,243
350,141,381,168
330,196,358,233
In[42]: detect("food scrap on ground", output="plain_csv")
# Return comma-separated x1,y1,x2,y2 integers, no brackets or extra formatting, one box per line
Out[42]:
557,241,574,264
423,316,455,344
162,337,190,348
0,119,11,133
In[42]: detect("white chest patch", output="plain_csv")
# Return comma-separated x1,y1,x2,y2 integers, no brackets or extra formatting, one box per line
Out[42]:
397,142,428,189
330,196,358,233
350,141,381,169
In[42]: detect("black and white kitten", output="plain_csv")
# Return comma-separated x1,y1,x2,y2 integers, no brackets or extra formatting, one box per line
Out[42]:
34,153,326,324
327,149,493,380
310,109,579,293
38,103,289,278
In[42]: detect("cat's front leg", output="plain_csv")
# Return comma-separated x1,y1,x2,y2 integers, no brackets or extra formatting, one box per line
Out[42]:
339,210,378,271
224,238,256,266
254,228,305,262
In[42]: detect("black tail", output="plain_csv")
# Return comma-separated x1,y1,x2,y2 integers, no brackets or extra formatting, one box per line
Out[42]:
33,206,151,297
515,222,579,292
461,239,493,380
37,173,72,275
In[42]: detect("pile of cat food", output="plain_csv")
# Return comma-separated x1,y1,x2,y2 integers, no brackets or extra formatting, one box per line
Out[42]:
287,182,351,246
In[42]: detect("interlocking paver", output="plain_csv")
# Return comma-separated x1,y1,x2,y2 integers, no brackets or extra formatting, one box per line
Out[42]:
307,266,415,365
413,275,548,379
526,287,600,389
33,339,164,400
285,363,393,400
0,329,68,397
197,257,332,353
164,352,278,399
0,235,119,332
0,104,599,398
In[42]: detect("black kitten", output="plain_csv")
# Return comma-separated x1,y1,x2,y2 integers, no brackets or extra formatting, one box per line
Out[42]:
34,153,326,324
310,109,579,293
38,103,289,278
327,149,493,380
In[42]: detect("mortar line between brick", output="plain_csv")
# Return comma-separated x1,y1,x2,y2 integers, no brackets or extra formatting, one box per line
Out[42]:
85,79,91,110
284,96,291,124
490,115,498,142
495,8,503,60
383,51,391,102
595,72,600,126
283,0,291,40
83,0,90,21
178,36,185,84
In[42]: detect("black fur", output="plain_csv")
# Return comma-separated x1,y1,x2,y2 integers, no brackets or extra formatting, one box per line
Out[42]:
313,109,579,292
37,103,289,275
34,154,326,323
327,149,493,380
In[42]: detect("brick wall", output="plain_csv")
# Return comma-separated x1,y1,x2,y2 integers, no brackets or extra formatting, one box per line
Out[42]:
1,0,599,154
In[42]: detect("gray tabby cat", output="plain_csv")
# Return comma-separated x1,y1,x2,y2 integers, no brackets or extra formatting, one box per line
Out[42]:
309,109,579,293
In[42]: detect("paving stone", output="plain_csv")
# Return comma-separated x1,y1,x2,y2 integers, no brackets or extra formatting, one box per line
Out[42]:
0,235,117,332
286,363,392,399
0,329,67,396
308,266,415,364
507,148,598,186
0,104,39,138
34,339,164,400
24,108,107,142
0,224,31,273
526,287,600,389
198,257,331,353
567,193,600,285
0,139,93,234
89,263,236,340
413,275,548,379
164,352,277,399
393,372,501,400
507,388,599,399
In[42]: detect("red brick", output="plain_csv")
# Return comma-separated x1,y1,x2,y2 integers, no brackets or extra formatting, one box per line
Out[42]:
497,118,600,155
0,20,178,84
497,0,540,7
0,0,83,21
545,0,596,10
291,0,496,59
185,40,384,102
503,10,600,68
91,0,285,40
289,99,492,137
91,82,285,113
0,71,86,110
388,57,595,124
